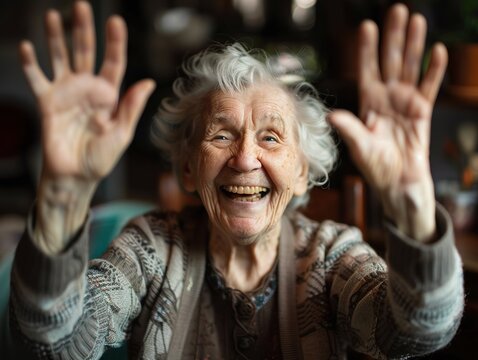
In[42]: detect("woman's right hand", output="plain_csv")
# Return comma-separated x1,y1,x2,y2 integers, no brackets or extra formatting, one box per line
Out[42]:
21,1,155,183
21,1,155,254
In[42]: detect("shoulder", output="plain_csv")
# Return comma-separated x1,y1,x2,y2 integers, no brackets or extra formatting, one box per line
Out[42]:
288,211,382,282
287,210,365,258
289,211,386,304
104,207,206,265
122,209,183,247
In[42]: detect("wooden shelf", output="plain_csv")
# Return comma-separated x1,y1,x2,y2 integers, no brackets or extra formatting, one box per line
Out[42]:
456,232,478,273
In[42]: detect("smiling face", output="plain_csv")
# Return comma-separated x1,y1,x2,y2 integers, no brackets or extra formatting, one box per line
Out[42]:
183,83,308,246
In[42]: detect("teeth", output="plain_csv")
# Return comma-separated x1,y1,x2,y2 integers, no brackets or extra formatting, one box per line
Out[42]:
223,185,268,194
237,194,262,202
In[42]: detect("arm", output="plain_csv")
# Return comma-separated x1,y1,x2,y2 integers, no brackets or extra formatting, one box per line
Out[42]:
327,3,464,357
10,212,158,359
10,1,154,356
328,4,445,242
325,205,463,358
20,1,154,254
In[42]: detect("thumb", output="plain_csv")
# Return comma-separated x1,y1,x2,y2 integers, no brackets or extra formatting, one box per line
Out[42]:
328,110,371,155
116,79,156,134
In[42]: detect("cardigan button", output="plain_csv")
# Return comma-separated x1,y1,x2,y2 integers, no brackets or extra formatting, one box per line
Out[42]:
236,301,255,320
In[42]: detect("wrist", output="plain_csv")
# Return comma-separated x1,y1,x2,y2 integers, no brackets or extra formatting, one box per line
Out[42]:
35,175,97,254
381,177,436,243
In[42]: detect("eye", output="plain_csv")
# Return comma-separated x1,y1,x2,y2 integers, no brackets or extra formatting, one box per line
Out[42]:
263,135,278,142
214,135,229,141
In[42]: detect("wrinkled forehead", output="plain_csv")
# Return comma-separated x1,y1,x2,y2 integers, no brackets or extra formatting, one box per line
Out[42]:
202,83,298,128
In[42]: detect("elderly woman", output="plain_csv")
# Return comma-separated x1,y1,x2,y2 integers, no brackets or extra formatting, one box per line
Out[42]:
10,1,463,359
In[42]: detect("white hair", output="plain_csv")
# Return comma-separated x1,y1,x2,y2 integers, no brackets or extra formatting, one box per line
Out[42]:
151,43,338,209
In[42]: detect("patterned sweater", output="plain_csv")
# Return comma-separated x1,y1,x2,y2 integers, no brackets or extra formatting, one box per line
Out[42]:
9,204,463,359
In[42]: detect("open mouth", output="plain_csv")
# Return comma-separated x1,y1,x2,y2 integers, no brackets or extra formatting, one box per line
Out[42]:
220,185,270,202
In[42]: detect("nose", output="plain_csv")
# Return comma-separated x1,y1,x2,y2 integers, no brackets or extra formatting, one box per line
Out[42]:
227,136,261,173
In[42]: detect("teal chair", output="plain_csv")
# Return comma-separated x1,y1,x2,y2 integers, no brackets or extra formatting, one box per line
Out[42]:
0,251,14,358
0,200,155,359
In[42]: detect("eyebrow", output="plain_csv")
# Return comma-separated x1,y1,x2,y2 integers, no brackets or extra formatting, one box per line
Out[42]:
211,113,234,124
259,112,286,132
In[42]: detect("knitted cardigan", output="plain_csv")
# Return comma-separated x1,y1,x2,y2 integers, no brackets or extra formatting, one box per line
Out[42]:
9,204,463,359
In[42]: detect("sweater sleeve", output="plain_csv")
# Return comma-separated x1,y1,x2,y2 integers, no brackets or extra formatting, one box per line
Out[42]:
329,203,464,359
379,203,464,357
10,209,91,353
9,209,171,359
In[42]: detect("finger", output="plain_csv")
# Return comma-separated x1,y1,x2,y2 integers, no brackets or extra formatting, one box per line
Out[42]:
328,110,371,158
73,1,96,73
45,9,71,78
402,14,427,84
19,41,50,96
420,43,448,103
381,4,409,83
116,79,156,137
99,16,127,88
359,20,381,88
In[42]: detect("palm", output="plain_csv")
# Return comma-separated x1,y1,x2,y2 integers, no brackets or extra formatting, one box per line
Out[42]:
329,5,447,194
21,2,154,182
38,75,118,179
356,81,432,191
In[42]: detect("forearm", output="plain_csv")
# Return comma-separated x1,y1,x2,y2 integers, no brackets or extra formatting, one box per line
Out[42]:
380,175,436,243
10,213,151,358
34,174,97,254
334,205,463,358
10,206,91,353
377,204,464,357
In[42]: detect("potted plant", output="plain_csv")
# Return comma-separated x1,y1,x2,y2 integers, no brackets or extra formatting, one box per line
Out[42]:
442,0,478,93
432,0,478,100
410,0,478,101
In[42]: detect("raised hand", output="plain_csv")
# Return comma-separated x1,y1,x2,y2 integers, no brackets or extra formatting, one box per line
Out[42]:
21,1,155,254
20,1,155,182
328,4,447,241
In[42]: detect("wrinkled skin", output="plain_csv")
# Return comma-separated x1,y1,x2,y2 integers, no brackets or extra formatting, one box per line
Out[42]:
184,85,308,246
20,3,155,182
20,2,154,253
328,4,447,241
183,85,309,290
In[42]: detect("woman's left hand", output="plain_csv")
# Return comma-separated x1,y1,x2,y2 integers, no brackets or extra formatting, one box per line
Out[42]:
328,4,447,242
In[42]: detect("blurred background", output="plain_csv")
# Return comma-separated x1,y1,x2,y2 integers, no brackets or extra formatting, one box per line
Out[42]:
0,0,477,358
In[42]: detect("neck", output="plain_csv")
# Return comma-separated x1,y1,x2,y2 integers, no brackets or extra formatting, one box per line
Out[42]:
209,225,280,292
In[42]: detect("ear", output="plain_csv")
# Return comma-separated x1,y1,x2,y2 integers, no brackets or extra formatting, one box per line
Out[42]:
293,155,309,196
182,158,196,193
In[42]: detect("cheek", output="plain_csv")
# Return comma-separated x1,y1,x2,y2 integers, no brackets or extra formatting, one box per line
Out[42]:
268,150,300,186
195,145,224,184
